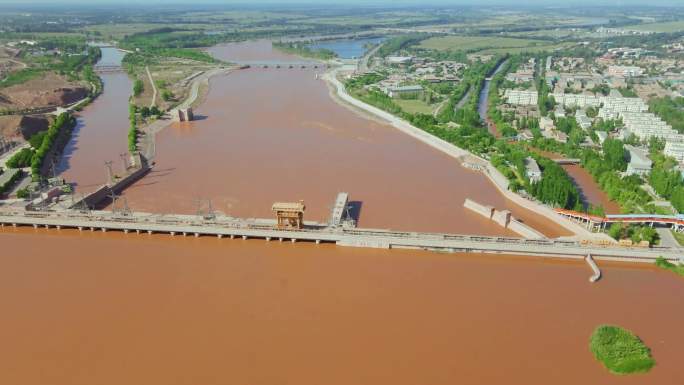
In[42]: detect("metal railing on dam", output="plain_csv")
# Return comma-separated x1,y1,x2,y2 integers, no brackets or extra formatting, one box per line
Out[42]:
1,208,681,263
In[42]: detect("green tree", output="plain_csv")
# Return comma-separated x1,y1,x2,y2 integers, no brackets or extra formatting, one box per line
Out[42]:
602,139,627,172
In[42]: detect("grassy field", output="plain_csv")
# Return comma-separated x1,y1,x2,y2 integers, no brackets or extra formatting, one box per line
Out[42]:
479,42,575,55
394,98,435,114
590,325,655,375
671,230,684,246
627,20,684,33
417,36,546,52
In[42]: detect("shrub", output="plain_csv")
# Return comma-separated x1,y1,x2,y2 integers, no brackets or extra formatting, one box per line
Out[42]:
590,325,655,375
133,79,144,97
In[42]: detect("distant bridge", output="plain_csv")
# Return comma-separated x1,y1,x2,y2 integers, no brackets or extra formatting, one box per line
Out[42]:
556,208,684,232
238,61,327,69
552,158,581,165
94,65,124,74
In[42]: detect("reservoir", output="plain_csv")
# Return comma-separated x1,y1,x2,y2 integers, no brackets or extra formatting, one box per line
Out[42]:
307,37,385,59
119,40,567,237
1,40,681,385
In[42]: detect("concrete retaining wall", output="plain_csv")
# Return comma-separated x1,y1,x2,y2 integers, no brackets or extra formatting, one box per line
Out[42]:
508,219,546,240
464,198,545,240
464,198,494,219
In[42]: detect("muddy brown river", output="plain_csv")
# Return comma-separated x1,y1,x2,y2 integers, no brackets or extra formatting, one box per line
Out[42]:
0,227,683,385
117,41,566,237
1,41,682,385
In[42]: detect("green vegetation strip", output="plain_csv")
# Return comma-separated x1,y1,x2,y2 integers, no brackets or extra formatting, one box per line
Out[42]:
655,256,684,277
128,104,138,152
30,113,75,180
590,325,655,375
0,169,23,194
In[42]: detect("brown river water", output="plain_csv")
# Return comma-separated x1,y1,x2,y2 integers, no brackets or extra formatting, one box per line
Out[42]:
117,41,565,237
1,41,682,384
1,227,683,385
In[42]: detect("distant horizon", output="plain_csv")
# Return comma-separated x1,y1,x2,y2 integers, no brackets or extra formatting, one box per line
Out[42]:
0,0,683,8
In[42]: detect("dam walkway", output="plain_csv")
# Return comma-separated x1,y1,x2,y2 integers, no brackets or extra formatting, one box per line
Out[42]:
1,208,682,264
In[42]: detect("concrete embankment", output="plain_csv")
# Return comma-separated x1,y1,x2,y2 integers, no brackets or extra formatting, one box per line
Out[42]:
323,67,608,241
464,198,546,240
585,254,602,282
72,167,150,209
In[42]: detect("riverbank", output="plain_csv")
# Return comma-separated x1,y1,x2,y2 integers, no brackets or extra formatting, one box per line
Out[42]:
322,66,608,241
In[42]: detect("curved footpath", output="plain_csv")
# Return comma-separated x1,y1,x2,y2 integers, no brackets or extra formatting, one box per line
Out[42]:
322,67,608,241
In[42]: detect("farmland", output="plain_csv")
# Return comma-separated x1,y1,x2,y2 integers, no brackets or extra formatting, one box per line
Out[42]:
416,35,554,53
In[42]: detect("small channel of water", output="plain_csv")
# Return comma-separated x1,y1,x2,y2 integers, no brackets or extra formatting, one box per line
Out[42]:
57,47,132,194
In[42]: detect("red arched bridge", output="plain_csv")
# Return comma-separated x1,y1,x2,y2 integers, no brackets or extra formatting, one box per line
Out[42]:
555,208,684,232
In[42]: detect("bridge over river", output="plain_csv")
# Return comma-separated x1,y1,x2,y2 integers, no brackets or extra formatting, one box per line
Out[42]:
238,61,327,69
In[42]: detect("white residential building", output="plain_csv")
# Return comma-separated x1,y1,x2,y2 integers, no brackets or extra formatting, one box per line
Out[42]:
504,90,538,106
619,112,683,142
625,145,653,176
386,56,414,65
665,141,684,163
575,109,592,130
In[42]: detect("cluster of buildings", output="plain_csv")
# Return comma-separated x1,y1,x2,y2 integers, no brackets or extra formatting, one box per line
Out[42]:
372,56,471,99
412,60,467,83
505,58,536,84
552,93,648,111
537,116,568,143
595,27,654,37
546,71,601,93
607,65,644,78
548,57,585,72
603,47,649,59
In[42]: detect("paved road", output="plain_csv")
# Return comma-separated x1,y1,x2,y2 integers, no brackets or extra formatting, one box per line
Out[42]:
358,42,383,73
657,227,681,249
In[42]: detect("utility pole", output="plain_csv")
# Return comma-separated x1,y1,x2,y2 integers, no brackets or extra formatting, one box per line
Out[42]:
119,153,129,173
109,192,131,216
104,161,114,184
